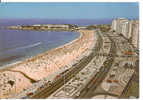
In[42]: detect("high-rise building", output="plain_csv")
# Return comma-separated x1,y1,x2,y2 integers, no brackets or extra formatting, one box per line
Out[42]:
131,20,139,49
111,19,117,31
120,21,129,38
111,18,139,49
128,20,134,40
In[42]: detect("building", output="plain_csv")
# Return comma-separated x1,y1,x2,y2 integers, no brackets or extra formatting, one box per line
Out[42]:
111,19,117,31
128,20,134,40
111,18,139,49
131,20,139,48
116,18,128,34
120,21,129,38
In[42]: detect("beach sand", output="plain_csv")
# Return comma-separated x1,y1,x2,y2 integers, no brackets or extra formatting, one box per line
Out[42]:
0,30,95,98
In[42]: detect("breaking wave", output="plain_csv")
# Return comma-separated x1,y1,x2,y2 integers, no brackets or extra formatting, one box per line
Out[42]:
0,42,42,53
15,42,42,50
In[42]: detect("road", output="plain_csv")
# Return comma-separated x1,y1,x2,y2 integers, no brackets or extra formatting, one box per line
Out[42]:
77,30,138,99
76,30,117,99
29,30,103,99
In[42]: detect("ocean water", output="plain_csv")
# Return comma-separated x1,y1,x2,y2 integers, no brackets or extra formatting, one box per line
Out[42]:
0,19,112,67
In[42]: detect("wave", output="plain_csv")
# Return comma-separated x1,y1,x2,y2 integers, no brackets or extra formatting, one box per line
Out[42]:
0,42,42,53
16,42,42,50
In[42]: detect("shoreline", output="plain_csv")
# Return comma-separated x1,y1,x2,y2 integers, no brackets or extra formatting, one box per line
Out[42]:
0,31,81,71
0,29,95,98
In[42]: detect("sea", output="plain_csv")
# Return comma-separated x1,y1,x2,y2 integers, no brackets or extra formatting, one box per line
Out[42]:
0,19,112,67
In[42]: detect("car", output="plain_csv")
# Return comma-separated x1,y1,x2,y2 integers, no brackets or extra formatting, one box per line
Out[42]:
98,77,102,81
26,92,34,96
54,74,61,80
39,85,44,89
124,51,134,55
106,79,112,83
93,80,96,83
113,80,119,83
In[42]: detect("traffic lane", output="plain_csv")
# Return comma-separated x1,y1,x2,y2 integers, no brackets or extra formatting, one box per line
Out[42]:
77,32,116,98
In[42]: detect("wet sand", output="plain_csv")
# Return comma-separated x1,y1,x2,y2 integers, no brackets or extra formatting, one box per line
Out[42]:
0,29,95,98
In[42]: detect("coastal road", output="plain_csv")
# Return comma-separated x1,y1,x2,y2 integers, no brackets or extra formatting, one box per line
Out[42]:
77,30,138,99
76,30,117,99
29,30,103,99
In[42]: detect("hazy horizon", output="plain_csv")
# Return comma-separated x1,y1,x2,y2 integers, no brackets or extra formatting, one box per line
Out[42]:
0,2,139,19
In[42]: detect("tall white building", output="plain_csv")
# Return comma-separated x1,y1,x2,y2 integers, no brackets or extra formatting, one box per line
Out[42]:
111,18,129,35
121,21,129,38
111,18,139,49
131,20,139,48
128,20,134,40
111,19,117,31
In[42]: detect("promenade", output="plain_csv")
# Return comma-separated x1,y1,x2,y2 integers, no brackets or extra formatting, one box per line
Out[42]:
48,30,106,99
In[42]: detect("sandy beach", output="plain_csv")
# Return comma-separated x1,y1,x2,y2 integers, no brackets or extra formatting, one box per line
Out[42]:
0,29,95,98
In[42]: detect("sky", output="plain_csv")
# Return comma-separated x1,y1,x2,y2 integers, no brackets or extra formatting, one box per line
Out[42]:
0,2,139,19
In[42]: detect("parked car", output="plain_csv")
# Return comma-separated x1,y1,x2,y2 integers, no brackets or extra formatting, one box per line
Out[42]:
113,80,119,83
124,51,134,55
106,79,112,83
26,92,34,96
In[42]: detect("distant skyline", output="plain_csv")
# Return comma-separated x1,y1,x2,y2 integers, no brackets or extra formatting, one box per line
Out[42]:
0,2,139,19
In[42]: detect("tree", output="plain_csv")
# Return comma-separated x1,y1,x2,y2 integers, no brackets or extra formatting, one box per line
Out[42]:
87,24,96,29
8,80,15,86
